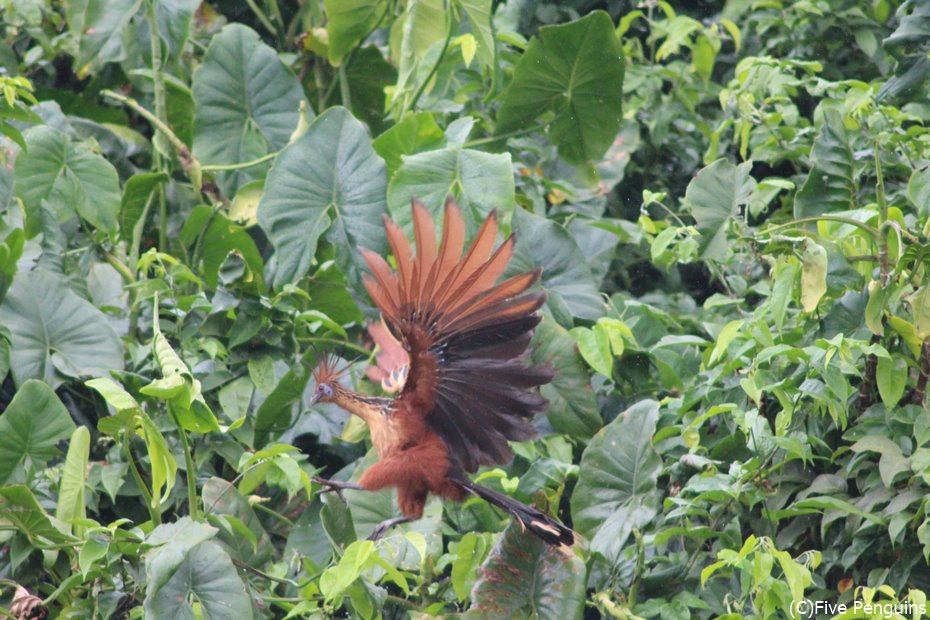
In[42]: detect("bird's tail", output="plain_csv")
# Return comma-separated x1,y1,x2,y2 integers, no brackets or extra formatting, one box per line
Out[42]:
455,478,574,546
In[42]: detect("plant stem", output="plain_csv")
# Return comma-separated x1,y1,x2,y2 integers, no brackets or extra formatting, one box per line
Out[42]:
875,143,890,284
245,0,278,36
758,215,881,241
143,0,171,250
463,123,548,148
253,502,296,527
171,409,200,520
123,430,160,525
338,63,352,113
201,151,277,172
300,336,372,358
405,0,455,114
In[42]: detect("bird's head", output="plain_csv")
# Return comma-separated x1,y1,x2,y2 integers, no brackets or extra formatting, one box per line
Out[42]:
309,353,347,406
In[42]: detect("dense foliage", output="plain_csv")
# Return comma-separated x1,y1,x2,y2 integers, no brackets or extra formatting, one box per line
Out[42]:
2,0,930,617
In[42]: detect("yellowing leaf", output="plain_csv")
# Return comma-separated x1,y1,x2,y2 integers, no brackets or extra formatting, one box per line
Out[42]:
456,34,477,67
800,239,827,312
909,284,930,339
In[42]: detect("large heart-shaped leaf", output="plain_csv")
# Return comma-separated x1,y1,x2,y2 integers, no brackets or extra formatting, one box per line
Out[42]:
683,158,754,260
257,106,388,289
0,269,124,387
145,519,252,619
570,400,662,564
531,317,601,437
192,23,310,195
67,0,141,75
507,207,603,321
495,11,624,164
387,146,514,236
793,104,855,218
0,380,76,485
15,126,122,234
467,522,586,619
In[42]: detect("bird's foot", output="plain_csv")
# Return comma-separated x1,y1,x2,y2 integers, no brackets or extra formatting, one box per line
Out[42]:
311,476,362,504
367,516,414,541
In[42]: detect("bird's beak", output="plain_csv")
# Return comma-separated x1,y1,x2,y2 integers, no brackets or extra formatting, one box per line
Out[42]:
309,392,322,406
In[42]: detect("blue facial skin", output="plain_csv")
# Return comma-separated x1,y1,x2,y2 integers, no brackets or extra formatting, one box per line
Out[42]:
311,382,334,404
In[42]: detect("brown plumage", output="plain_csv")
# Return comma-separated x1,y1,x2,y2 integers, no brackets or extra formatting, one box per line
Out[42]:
310,198,573,546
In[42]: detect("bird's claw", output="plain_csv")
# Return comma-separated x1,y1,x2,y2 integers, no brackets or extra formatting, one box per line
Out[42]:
367,524,389,541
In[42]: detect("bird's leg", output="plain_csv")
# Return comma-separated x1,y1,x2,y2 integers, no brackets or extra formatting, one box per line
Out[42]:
368,516,414,541
311,476,363,503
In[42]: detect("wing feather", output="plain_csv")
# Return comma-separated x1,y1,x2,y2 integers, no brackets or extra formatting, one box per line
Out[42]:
364,198,553,472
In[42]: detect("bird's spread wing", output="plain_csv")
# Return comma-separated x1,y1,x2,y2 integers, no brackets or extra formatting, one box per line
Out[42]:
361,198,553,472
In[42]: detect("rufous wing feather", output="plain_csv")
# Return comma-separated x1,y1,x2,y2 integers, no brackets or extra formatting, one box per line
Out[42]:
364,198,553,472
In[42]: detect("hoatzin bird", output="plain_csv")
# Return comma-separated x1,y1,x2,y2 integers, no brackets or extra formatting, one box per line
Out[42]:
309,198,573,546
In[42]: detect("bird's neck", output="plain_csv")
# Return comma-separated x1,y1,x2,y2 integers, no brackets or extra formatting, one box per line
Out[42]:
332,388,392,425
332,387,398,456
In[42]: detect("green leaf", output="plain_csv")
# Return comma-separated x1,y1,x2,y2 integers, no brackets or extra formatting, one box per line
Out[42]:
508,207,603,320
56,426,89,535
0,269,124,387
531,317,602,437
459,0,496,71
391,0,446,110
67,0,141,75
387,146,515,236
14,126,122,234
0,484,73,545
336,46,397,135
770,259,799,329
79,536,109,575
570,400,662,564
140,411,177,504
451,532,490,602
495,11,624,164
319,540,375,603
0,380,76,484
254,348,316,446
908,167,930,218
86,376,141,414
570,325,613,377
372,112,446,179
325,0,388,64
800,239,828,312
851,435,910,487
145,538,252,619
143,309,220,433
119,172,168,244
683,158,754,260
794,104,855,217
258,106,388,290
790,496,885,525
195,207,265,290
708,319,744,366
192,23,311,195
202,477,271,564
876,355,907,409
467,522,586,619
